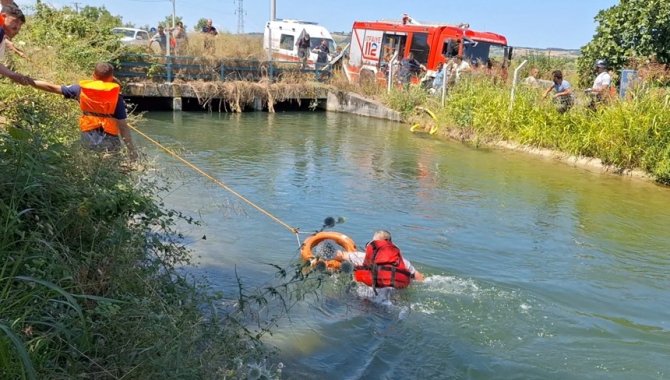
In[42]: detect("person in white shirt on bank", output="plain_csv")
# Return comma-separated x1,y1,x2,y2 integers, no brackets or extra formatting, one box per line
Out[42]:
586,59,612,107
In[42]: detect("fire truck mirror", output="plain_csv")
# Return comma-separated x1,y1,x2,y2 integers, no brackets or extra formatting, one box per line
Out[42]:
505,46,514,61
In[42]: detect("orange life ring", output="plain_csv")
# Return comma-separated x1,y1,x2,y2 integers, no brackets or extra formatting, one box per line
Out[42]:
301,231,357,272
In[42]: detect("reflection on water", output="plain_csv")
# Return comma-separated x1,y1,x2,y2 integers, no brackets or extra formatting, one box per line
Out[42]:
140,111,670,379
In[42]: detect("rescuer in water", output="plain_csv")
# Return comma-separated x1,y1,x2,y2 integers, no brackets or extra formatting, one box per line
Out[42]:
337,230,424,292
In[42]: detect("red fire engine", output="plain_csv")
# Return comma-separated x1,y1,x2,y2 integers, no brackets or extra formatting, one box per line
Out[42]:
344,16,512,83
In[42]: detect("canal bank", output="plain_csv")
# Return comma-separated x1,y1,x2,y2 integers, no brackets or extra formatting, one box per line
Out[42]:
426,122,654,182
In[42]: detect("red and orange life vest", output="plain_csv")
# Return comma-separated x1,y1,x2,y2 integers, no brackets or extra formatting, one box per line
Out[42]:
79,80,121,136
354,239,412,289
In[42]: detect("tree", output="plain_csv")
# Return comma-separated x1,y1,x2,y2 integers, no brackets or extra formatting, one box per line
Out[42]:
79,5,123,29
28,1,123,71
194,18,208,32
158,15,184,29
578,0,670,86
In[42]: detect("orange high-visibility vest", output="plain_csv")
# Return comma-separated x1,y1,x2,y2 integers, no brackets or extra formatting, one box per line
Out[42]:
79,80,121,136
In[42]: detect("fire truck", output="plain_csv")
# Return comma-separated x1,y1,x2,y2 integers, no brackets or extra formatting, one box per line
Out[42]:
344,16,512,83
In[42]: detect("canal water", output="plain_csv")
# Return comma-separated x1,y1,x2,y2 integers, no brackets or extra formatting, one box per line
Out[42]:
139,111,670,380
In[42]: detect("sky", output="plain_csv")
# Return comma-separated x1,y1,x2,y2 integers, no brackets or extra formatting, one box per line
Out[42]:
16,0,619,49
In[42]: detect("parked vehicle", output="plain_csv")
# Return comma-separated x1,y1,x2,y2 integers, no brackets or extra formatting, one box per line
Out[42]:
263,19,336,68
344,16,512,83
112,27,151,46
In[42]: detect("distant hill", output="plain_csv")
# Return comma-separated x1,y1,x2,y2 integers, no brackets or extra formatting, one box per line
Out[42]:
514,46,581,59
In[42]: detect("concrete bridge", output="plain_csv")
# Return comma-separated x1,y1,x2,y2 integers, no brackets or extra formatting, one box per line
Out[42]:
117,54,401,121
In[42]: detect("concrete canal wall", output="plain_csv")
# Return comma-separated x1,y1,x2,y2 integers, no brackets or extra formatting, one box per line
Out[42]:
123,82,401,122
322,91,402,122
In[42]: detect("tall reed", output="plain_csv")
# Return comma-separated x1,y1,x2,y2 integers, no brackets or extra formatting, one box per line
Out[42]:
387,74,670,184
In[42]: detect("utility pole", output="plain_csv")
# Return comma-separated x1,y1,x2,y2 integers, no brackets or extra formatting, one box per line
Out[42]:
267,0,276,78
235,0,245,34
73,1,80,13
171,0,176,29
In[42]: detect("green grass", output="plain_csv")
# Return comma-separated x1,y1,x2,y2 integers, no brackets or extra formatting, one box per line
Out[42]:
1,4,330,379
388,73,670,184
1,82,324,378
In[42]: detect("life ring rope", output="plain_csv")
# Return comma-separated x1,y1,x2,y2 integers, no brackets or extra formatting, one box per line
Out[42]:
128,125,302,241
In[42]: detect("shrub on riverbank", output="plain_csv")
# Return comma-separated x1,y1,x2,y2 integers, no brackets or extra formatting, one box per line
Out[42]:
1,5,320,379
1,83,295,379
390,75,670,184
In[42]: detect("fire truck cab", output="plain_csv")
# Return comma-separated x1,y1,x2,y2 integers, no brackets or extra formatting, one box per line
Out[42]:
345,19,512,83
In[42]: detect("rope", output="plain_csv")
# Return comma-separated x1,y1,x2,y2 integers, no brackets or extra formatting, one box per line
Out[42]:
129,125,301,236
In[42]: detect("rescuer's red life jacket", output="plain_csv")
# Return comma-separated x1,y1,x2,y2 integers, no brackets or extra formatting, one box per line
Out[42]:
354,239,412,290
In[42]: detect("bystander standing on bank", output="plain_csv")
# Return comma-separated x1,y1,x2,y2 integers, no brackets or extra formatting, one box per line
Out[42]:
543,70,574,113
586,59,612,109
171,21,187,54
296,32,310,69
0,2,32,85
201,19,218,54
150,25,167,55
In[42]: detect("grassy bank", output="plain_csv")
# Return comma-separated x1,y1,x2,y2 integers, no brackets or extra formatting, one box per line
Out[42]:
383,72,670,184
0,84,300,379
1,4,322,379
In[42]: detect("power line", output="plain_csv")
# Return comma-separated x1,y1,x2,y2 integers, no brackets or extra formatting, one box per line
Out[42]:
235,0,245,34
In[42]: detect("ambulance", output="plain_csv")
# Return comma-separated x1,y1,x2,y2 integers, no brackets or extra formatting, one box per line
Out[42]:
263,19,337,67
345,16,512,83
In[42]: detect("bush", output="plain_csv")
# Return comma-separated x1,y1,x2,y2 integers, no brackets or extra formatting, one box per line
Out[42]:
387,74,670,184
1,4,324,379
19,1,123,75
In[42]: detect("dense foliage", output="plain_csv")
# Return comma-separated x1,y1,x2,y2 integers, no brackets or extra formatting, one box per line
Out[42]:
19,1,123,76
78,5,124,29
578,0,670,86
158,15,185,29
2,4,321,379
194,17,209,32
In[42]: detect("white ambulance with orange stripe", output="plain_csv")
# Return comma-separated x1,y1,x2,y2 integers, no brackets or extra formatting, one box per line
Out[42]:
263,19,336,68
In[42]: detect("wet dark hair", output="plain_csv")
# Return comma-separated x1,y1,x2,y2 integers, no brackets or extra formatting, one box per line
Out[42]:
552,70,563,80
94,62,115,81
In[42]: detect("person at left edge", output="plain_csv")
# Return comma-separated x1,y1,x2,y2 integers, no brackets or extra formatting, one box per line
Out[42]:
29,62,137,158
0,2,33,85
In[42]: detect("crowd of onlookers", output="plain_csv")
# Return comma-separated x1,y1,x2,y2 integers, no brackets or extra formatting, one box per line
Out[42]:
395,53,503,93
393,50,615,113
149,18,217,55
